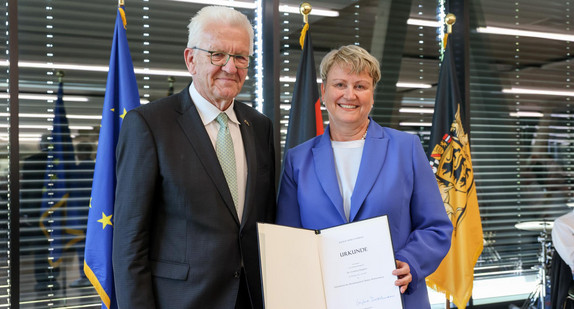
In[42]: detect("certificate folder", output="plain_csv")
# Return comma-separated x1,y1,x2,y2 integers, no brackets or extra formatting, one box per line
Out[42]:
257,215,403,309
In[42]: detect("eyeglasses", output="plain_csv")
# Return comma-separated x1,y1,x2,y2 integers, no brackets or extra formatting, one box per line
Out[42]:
192,47,252,69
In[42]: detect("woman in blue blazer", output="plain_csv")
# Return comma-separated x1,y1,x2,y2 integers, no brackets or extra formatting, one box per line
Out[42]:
277,45,453,309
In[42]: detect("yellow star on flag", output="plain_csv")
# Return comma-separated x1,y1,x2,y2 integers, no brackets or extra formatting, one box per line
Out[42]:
97,212,113,229
120,108,128,119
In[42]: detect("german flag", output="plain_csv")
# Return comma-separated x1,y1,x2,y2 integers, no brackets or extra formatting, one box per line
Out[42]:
284,23,324,151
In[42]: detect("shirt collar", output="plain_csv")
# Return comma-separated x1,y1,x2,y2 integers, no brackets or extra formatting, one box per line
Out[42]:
188,82,240,126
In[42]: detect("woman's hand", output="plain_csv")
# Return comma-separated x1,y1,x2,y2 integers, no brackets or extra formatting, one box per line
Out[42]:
392,259,412,293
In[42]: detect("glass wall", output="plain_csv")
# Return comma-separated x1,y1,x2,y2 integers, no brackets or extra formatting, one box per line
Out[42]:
278,0,573,306
14,0,257,307
468,0,572,303
1,0,10,306
2,0,572,307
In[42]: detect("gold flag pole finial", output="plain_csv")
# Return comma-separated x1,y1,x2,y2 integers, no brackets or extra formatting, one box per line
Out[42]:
119,0,124,7
445,13,456,34
56,70,65,83
300,2,312,24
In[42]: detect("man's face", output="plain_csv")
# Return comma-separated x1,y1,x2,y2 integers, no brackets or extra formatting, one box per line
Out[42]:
184,24,250,110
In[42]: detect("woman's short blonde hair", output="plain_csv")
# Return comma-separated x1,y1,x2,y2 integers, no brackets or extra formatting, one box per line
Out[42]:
319,45,381,88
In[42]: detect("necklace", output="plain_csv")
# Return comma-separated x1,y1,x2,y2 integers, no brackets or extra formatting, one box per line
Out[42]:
330,120,370,141
361,119,370,140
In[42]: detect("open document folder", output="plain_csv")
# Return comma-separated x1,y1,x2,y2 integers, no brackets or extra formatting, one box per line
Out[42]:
257,215,403,309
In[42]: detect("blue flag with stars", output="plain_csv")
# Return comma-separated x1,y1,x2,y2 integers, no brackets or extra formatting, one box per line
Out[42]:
39,80,84,269
83,5,140,309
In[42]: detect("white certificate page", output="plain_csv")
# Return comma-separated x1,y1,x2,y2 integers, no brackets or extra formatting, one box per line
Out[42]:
319,216,403,309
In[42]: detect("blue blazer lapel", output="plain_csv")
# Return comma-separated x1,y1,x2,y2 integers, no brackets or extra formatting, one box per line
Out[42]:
175,89,239,224
350,120,388,221
312,127,346,221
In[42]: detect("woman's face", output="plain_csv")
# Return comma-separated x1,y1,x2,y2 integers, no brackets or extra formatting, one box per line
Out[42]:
321,63,374,129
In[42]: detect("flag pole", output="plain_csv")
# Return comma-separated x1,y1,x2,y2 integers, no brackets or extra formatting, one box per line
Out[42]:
118,0,124,7
443,13,456,50
300,2,311,24
56,70,64,83
443,14,456,309
445,13,456,34
299,3,312,50
167,76,175,96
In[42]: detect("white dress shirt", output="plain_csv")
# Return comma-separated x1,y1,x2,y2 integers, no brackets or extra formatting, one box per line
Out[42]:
189,83,247,222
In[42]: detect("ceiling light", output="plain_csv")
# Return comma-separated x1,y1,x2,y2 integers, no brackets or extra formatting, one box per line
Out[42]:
169,0,338,17
503,88,574,97
280,77,432,89
0,60,190,77
399,122,432,127
278,4,338,17
0,124,93,130
0,136,45,142
477,26,574,42
0,113,102,120
407,18,440,28
409,19,574,43
0,93,89,102
279,76,321,83
396,82,432,89
170,0,256,9
509,111,544,118
399,107,434,114
550,113,574,119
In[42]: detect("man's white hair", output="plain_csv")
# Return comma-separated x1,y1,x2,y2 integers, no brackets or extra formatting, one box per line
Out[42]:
186,6,254,55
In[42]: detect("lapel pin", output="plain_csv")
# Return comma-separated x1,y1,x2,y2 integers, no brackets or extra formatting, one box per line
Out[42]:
244,119,250,126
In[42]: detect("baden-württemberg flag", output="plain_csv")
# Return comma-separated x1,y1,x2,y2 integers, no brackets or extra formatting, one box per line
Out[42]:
39,80,84,268
425,34,484,309
83,5,140,309
284,23,324,151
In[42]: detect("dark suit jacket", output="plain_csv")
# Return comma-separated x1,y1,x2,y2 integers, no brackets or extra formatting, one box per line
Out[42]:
112,87,276,308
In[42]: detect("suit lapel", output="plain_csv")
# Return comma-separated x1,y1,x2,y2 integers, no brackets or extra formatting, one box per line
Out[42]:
175,89,240,224
349,121,388,221
312,128,346,221
235,105,256,227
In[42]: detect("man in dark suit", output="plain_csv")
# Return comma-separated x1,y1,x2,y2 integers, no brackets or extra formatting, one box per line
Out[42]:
112,6,276,309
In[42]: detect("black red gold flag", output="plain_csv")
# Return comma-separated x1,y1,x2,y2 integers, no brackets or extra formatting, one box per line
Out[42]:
284,24,324,151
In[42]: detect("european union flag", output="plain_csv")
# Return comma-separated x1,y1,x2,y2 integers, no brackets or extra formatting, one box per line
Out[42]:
83,5,140,309
40,80,84,269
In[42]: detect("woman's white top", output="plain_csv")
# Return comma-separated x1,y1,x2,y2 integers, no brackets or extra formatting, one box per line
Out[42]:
552,211,574,277
331,139,365,222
